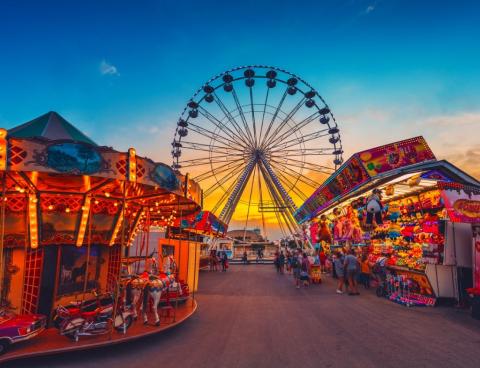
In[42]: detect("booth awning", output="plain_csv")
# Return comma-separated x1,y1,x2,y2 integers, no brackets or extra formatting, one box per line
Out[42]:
176,211,228,236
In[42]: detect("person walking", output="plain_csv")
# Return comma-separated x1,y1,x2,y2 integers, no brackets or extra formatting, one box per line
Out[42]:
300,252,311,287
333,251,345,294
221,251,228,272
359,255,371,289
319,249,327,274
278,251,285,274
242,250,248,265
292,249,303,289
286,251,293,274
274,250,280,273
344,249,360,295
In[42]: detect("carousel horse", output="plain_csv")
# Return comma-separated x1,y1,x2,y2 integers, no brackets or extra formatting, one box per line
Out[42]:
124,272,175,326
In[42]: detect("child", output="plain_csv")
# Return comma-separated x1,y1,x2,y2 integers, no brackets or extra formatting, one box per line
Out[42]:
359,255,371,289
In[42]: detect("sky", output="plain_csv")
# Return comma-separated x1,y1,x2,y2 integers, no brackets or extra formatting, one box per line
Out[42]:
0,0,479,239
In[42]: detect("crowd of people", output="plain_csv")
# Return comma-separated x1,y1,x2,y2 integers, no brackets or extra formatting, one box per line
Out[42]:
274,246,373,294
209,248,229,272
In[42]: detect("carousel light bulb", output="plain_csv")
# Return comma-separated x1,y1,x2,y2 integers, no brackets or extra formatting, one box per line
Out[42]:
48,205,53,210
105,192,110,198
114,202,118,207
65,208,71,213
94,200,99,205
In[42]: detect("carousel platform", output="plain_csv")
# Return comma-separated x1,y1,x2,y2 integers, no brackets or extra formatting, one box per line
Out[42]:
0,299,197,364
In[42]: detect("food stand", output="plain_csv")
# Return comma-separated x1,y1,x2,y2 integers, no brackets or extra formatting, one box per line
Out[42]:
296,137,480,306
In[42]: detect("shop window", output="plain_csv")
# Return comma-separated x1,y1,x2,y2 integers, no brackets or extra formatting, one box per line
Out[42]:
21,248,43,314
57,245,100,296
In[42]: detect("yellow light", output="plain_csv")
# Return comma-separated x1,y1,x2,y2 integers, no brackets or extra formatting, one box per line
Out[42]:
48,205,53,210
65,208,71,213
105,192,110,198
94,200,99,205
28,193,38,249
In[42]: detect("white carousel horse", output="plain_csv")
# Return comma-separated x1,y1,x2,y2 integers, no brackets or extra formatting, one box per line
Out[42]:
125,272,175,326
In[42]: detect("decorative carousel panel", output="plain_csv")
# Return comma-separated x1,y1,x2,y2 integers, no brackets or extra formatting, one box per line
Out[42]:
40,195,83,245
45,142,102,174
57,245,101,296
89,198,121,245
4,196,27,248
149,163,181,192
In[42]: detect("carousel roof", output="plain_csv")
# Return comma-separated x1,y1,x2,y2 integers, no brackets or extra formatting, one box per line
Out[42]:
8,111,97,146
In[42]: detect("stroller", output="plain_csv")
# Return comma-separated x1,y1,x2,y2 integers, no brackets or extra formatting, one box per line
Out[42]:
372,257,389,298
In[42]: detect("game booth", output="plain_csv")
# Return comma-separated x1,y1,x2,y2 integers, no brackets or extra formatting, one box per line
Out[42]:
0,112,202,361
296,137,480,308
159,210,228,288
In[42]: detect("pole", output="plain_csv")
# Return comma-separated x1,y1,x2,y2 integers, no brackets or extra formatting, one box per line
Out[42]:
0,173,7,305
145,210,150,271
110,181,127,339
82,195,93,295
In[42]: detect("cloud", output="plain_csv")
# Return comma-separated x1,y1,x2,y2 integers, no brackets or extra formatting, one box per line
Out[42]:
419,111,480,128
365,5,375,14
440,144,480,180
100,60,119,76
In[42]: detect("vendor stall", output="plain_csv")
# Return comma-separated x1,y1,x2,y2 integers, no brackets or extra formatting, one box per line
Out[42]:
296,137,480,306
159,210,228,291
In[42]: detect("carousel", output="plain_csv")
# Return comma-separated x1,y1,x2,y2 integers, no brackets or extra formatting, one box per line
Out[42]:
0,112,202,361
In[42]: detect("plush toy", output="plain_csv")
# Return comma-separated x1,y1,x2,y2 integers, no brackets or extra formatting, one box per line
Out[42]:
388,202,401,222
317,215,332,244
388,223,402,239
366,189,384,225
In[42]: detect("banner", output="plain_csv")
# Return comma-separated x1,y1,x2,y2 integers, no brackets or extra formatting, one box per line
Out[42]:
440,184,480,223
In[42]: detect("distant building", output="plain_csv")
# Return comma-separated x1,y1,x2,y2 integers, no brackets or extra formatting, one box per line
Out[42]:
227,229,265,243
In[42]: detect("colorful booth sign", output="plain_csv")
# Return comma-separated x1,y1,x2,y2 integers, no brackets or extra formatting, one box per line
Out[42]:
295,137,436,223
357,136,435,177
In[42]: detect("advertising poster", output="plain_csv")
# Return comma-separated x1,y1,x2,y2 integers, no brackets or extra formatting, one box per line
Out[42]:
440,185,480,223
473,224,480,288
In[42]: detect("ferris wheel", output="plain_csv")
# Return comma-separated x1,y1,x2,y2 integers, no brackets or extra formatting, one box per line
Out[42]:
171,65,343,242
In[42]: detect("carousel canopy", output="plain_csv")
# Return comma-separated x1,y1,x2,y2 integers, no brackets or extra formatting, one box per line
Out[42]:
8,111,97,146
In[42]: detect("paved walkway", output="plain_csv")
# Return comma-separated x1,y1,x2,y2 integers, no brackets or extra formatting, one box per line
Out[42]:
7,265,480,368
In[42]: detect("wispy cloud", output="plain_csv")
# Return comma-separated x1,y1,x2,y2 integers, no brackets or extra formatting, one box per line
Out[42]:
365,5,375,14
100,60,120,76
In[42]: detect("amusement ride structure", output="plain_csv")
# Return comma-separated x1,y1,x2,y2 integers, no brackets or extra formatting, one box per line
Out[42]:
171,66,343,244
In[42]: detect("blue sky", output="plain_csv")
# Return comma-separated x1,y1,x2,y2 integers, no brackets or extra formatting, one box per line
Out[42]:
0,0,479,175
